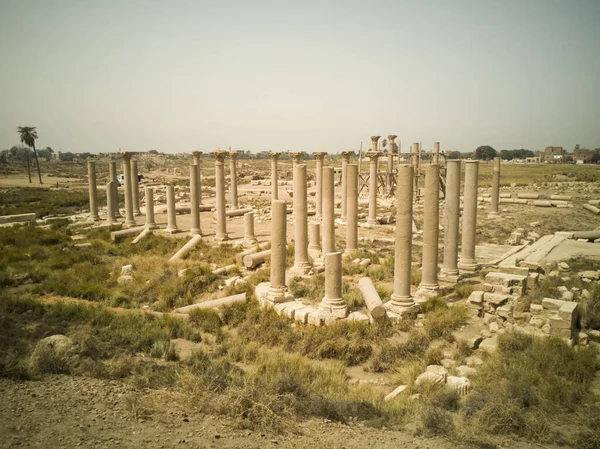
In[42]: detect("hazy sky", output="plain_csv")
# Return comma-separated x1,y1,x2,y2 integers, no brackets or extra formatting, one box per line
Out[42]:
1,0,599,154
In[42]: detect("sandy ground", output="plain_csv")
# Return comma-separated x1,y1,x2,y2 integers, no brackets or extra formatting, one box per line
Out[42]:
0,375,557,449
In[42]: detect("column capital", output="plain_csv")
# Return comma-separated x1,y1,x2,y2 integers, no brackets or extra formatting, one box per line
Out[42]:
212,150,228,163
340,151,352,162
387,135,397,143
120,151,134,161
290,152,303,164
229,150,241,160
312,152,327,161
366,151,381,160
269,151,280,161
192,150,202,157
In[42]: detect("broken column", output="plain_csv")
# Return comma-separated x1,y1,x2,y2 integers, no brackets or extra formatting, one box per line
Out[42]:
366,137,380,226
418,164,440,296
108,160,121,218
345,164,358,254
386,135,397,194
131,158,141,216
189,164,201,236
265,200,290,303
229,150,239,209
243,211,257,246
165,185,179,233
308,221,321,258
192,151,202,204
322,166,336,254
144,186,158,229
490,157,501,216
440,160,461,282
433,142,440,165
291,164,311,275
318,252,347,319
340,151,352,221
87,161,99,221
313,152,326,219
386,164,418,316
270,152,280,201
105,181,117,225
458,160,480,272
122,153,136,227
213,151,228,242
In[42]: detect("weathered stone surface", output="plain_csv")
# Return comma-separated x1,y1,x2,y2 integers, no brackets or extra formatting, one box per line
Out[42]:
415,365,448,386
484,293,510,306
446,376,472,396
542,297,568,311
453,328,483,349
485,272,527,288
468,291,484,304
479,335,498,353
456,365,477,377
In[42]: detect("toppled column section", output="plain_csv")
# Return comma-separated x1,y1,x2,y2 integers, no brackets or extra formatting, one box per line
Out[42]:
358,277,386,318
169,234,202,263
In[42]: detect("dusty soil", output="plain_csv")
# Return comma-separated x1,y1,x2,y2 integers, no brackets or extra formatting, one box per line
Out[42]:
0,375,556,449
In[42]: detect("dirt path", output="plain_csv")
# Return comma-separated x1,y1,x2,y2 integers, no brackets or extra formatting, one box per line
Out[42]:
0,375,565,449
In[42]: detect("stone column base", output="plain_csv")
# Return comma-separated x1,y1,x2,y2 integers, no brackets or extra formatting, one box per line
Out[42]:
123,221,137,228
164,226,180,234
416,283,439,299
384,298,420,318
458,260,479,273
145,223,159,230
189,228,202,236
318,298,348,319
214,233,229,242
134,211,142,217
439,270,462,283
289,263,312,277
257,282,293,305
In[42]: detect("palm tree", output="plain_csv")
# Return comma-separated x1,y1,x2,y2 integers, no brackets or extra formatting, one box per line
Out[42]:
17,126,42,184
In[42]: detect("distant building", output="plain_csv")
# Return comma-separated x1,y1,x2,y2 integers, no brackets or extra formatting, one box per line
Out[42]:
573,148,592,163
525,156,542,163
544,146,563,163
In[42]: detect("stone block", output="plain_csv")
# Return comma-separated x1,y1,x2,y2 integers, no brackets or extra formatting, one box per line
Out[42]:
496,305,512,318
558,302,579,324
456,365,477,377
484,293,510,306
485,272,527,288
542,297,568,311
499,266,530,276
468,291,484,304
530,304,543,314
529,316,545,328
561,291,574,301
580,270,600,280
307,311,324,326
479,336,498,353
549,315,572,329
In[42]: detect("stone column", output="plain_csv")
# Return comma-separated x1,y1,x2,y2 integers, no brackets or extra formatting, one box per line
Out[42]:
189,164,201,236
213,151,228,242
165,185,179,233
270,152,280,201
345,164,358,254
340,151,352,221
490,157,501,216
108,160,121,218
440,160,461,282
266,200,290,303
131,159,141,216
412,142,420,197
313,152,326,219
319,252,347,318
366,148,380,226
192,151,202,205
322,167,335,254
433,142,440,165
308,222,321,257
106,181,117,225
243,211,256,246
387,135,397,195
418,164,440,295
290,152,302,172
144,186,158,229
87,161,99,221
122,153,136,227
386,164,418,316
291,164,310,274
458,160,479,272
229,151,239,209
370,135,380,152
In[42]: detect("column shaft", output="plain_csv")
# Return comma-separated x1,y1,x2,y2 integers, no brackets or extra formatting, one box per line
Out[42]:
458,160,479,271
190,164,201,235
106,181,117,225
87,161,99,220
268,200,288,299
123,157,135,226
340,153,351,221
244,211,256,245
367,154,379,225
433,142,440,165
131,159,141,216
491,157,501,214
314,154,325,218
319,252,347,318
166,185,178,233
108,161,120,218
271,155,279,200
345,164,358,253
230,154,239,208
144,186,157,229
322,167,335,254
441,160,461,279
419,164,440,292
292,164,310,273
214,153,228,241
